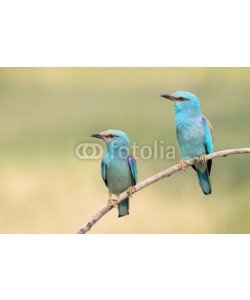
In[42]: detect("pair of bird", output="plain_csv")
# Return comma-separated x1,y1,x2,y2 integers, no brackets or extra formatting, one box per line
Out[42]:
92,91,214,217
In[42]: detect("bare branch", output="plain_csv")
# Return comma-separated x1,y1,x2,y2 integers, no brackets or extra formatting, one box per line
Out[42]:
77,148,250,234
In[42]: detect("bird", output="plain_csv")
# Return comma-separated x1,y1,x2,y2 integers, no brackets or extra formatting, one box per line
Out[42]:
161,91,213,195
92,129,138,217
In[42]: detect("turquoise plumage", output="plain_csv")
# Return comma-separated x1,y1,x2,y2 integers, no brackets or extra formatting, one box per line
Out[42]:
92,130,138,217
161,91,214,195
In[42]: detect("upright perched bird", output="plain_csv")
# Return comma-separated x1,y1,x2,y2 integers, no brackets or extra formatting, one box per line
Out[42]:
161,91,213,195
92,130,138,217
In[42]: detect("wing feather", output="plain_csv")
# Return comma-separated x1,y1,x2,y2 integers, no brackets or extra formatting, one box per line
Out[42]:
128,155,138,185
202,116,214,154
201,116,214,175
101,159,108,187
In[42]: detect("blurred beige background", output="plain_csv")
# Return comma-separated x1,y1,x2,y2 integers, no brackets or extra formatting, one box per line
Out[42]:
0,68,249,233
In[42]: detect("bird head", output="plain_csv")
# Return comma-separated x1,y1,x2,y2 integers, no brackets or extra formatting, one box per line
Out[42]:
91,129,130,152
161,91,201,115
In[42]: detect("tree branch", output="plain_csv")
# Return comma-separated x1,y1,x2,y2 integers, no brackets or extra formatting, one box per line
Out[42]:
77,148,250,234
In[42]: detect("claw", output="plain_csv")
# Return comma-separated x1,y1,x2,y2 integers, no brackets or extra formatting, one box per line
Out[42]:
126,186,136,197
107,198,118,208
199,154,207,164
178,159,187,171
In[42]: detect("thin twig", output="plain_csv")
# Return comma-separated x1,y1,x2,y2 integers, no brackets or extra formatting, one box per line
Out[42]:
77,148,250,234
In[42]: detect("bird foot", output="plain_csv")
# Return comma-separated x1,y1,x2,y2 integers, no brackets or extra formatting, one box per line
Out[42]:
107,198,118,208
178,159,187,171
126,186,136,197
199,154,207,164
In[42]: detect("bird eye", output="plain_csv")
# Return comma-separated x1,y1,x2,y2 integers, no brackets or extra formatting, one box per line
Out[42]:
105,134,114,139
179,97,184,101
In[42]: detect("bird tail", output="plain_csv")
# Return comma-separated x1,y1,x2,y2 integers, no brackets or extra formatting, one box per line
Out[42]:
118,198,129,217
196,168,212,195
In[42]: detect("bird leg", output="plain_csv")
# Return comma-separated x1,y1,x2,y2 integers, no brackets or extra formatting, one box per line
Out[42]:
126,186,136,197
199,154,207,164
107,198,118,208
107,191,118,208
178,159,187,171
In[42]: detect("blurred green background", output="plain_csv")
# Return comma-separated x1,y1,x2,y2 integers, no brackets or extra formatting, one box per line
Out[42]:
0,68,249,233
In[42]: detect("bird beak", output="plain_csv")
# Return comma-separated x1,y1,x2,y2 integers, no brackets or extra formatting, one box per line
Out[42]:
91,133,104,140
161,94,176,102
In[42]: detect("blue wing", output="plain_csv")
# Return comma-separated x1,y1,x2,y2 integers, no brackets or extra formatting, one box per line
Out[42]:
101,159,108,187
201,116,214,154
128,155,138,185
201,116,214,175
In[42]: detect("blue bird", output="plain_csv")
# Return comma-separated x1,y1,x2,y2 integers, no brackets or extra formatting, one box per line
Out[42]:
92,130,138,217
161,91,213,195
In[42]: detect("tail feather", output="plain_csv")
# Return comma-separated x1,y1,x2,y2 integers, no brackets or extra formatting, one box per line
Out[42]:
118,198,129,217
196,168,212,195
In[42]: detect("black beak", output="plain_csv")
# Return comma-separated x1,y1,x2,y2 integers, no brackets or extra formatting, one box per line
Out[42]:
91,133,104,139
161,94,175,102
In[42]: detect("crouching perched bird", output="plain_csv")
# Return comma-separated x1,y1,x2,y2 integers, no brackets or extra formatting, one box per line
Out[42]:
92,130,138,217
161,91,214,195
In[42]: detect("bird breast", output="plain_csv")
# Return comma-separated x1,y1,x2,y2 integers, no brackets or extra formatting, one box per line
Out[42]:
176,117,205,160
106,158,132,195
